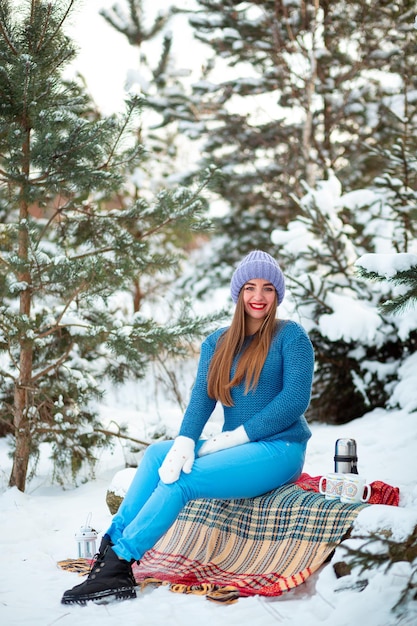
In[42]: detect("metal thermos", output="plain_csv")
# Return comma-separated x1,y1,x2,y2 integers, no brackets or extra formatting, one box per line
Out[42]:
334,438,358,474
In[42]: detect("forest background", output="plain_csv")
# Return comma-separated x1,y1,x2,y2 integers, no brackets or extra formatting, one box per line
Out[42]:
0,0,417,621
0,0,416,507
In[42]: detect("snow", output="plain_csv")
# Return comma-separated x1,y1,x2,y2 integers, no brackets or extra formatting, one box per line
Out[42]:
356,252,417,278
1,359,417,626
388,351,417,413
4,210,417,626
1,3,417,625
318,293,382,343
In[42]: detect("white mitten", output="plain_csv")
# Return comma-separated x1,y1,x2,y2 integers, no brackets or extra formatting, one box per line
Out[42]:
198,425,249,457
158,436,195,484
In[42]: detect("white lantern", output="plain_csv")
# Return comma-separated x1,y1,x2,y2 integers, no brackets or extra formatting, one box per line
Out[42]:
75,513,98,558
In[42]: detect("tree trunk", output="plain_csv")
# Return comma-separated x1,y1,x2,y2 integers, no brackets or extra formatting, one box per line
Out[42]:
9,262,33,491
9,351,33,492
9,130,33,491
302,0,319,188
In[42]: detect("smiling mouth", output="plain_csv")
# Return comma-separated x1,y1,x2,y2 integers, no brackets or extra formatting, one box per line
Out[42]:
249,303,266,310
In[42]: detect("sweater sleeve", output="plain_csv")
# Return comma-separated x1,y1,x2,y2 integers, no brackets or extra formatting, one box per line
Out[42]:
242,326,314,442
177,331,221,442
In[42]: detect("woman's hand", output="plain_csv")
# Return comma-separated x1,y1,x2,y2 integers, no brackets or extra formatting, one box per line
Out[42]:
198,425,249,457
158,436,195,484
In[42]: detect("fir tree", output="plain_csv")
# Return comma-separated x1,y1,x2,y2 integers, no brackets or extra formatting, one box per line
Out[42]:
272,169,417,423
99,0,210,311
85,0,417,425
0,0,215,491
355,97,417,315
174,0,417,423
171,0,417,288
355,255,417,315
335,525,417,617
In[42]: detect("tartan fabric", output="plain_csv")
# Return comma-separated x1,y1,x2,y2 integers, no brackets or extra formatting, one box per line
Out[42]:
59,474,399,602
134,482,368,597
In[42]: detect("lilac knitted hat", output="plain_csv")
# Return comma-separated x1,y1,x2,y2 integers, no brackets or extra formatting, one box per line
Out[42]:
230,250,285,305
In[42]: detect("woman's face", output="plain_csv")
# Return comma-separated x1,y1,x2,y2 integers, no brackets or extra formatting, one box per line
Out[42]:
242,278,276,330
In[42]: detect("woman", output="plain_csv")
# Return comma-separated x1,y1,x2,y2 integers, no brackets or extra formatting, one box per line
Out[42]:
61,250,315,605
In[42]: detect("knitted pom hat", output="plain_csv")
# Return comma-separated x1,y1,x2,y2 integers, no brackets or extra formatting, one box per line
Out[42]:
230,250,285,305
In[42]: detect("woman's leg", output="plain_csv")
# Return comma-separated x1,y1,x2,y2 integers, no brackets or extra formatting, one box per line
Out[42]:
106,440,172,544
111,439,306,563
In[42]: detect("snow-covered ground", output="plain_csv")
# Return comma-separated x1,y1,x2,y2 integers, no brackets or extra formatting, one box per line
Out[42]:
1,370,416,626
2,2,416,624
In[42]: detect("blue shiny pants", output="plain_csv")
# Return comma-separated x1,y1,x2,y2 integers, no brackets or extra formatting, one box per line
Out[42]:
106,438,307,562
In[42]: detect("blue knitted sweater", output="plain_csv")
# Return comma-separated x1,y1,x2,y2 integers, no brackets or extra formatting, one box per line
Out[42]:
179,320,314,444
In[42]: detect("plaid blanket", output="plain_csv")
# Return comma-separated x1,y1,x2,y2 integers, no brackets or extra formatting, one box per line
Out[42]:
58,474,399,603
133,475,399,601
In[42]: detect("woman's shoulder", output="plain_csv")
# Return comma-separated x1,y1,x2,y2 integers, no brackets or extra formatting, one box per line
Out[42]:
274,319,311,343
202,326,229,348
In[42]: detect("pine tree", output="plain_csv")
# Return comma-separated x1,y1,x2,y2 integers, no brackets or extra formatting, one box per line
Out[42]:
172,0,417,288
355,95,417,315
271,168,417,423
335,525,417,617
171,0,417,423
0,0,215,491
355,255,417,315
98,0,212,312
99,0,197,181
86,0,417,425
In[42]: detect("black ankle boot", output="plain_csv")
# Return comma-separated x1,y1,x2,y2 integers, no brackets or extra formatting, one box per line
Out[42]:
96,534,113,559
61,546,137,605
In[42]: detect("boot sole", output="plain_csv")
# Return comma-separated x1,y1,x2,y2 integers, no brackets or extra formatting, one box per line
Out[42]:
61,586,137,605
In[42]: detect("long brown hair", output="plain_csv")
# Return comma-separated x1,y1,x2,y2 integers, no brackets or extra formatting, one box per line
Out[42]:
207,290,278,406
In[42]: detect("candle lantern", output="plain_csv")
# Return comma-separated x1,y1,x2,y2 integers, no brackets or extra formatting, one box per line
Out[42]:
75,513,98,558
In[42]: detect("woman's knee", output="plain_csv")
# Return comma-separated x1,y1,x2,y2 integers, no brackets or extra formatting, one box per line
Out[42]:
142,439,173,466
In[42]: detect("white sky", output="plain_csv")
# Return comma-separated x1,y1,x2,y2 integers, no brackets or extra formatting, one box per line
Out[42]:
66,0,143,114
66,0,202,115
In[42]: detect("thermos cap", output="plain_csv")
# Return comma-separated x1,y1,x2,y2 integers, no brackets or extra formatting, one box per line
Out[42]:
334,438,358,473
335,438,357,453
